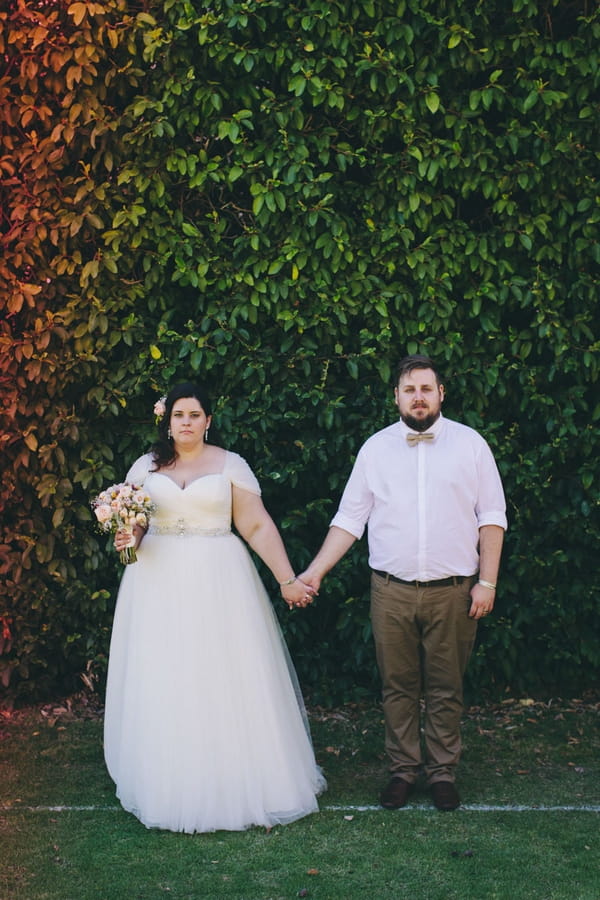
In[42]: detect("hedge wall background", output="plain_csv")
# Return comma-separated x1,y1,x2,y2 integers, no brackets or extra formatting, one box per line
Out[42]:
1,0,598,705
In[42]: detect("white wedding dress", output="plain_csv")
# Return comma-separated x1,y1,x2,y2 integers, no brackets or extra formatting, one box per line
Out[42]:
104,450,326,833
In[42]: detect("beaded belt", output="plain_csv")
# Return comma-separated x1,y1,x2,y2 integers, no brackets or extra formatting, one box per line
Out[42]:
148,520,231,537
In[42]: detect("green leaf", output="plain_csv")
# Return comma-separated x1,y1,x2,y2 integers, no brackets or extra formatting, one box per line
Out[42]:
425,92,440,113
519,233,533,250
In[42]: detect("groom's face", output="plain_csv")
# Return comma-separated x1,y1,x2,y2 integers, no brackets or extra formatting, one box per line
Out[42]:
394,367,444,432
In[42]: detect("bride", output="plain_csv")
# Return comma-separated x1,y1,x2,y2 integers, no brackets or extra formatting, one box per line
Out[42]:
104,382,326,833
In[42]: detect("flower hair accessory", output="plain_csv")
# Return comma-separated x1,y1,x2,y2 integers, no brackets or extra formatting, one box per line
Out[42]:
153,395,167,422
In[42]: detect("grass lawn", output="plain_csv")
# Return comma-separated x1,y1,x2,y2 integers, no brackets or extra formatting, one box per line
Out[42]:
1,694,598,900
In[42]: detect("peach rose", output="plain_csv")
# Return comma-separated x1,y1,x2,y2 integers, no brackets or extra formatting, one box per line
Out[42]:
95,504,112,524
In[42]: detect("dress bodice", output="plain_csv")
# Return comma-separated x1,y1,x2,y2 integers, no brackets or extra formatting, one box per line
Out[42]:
125,450,261,536
145,472,233,534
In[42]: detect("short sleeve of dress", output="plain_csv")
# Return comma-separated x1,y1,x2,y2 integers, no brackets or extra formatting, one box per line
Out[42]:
225,451,261,496
125,453,154,486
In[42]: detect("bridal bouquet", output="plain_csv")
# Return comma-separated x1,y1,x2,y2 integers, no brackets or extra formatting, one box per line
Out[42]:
92,482,156,565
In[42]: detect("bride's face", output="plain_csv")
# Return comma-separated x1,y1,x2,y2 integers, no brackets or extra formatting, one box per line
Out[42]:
170,397,211,449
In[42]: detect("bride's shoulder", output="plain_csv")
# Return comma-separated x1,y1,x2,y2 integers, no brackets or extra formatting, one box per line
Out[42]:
222,448,247,469
223,450,261,494
126,452,154,484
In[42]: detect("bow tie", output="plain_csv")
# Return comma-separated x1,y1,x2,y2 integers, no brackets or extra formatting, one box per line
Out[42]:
406,432,435,446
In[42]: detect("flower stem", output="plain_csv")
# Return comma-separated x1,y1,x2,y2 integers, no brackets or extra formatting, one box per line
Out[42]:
119,546,137,565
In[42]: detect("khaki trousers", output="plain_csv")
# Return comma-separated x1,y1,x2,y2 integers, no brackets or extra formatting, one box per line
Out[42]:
370,571,477,784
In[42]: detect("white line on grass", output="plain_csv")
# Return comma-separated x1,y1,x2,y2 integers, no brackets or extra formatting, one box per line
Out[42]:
2,803,599,813
325,803,600,812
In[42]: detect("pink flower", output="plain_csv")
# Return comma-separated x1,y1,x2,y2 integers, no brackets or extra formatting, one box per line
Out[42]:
154,396,167,419
95,504,112,524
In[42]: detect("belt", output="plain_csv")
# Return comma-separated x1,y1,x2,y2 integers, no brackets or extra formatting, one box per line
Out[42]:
372,570,468,588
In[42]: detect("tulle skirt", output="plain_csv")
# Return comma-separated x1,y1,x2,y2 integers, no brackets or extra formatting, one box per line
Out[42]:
104,530,326,833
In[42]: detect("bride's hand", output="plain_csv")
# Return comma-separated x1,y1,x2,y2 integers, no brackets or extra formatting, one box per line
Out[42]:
280,578,315,610
114,527,140,552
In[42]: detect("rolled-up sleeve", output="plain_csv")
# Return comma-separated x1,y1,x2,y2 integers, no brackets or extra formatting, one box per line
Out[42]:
330,451,373,540
475,442,508,531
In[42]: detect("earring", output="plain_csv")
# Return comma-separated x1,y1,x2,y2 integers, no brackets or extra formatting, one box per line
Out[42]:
204,427,210,442
168,427,172,439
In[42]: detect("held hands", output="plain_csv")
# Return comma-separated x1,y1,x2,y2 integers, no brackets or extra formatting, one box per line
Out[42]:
280,577,317,611
279,567,323,611
297,568,321,597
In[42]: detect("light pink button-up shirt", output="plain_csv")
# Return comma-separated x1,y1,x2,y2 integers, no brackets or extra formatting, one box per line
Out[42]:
330,414,507,581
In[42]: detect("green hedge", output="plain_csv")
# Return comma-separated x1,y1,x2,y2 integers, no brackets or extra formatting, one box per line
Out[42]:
1,0,598,704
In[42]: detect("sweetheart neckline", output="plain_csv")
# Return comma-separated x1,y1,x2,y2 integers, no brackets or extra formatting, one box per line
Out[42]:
151,471,223,491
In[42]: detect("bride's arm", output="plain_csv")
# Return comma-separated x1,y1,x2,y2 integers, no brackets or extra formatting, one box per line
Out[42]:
232,485,312,608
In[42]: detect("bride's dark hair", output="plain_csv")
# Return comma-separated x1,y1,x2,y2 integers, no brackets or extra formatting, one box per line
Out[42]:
150,382,219,469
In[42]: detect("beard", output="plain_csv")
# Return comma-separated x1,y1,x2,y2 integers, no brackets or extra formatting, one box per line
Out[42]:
401,409,441,432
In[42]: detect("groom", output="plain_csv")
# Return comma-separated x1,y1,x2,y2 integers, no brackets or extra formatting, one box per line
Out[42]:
300,355,506,810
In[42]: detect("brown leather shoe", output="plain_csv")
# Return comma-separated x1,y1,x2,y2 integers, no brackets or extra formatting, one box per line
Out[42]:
431,781,460,811
379,777,414,809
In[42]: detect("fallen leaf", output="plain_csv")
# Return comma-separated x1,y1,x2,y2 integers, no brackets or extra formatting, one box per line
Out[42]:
307,868,319,876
